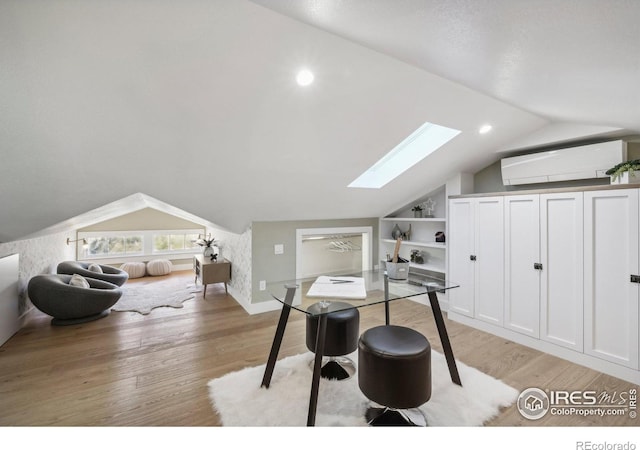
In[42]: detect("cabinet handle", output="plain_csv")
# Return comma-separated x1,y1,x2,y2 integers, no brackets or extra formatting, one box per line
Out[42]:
470,255,477,261
631,275,640,283
534,263,543,270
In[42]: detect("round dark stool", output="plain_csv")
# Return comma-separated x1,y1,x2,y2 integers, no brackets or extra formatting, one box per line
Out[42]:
358,325,431,426
306,301,360,380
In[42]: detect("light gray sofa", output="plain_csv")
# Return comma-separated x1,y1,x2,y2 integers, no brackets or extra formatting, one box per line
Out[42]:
57,261,129,286
28,274,122,325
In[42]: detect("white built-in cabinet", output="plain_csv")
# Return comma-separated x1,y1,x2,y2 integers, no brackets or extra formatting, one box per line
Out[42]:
584,189,639,369
448,198,474,317
539,192,584,351
448,197,504,325
448,187,640,384
502,192,584,349
504,195,541,338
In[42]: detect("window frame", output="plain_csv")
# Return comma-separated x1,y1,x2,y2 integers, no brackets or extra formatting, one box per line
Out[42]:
76,228,205,262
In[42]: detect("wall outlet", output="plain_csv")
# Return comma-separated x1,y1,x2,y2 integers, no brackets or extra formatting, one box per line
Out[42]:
274,244,284,255
259,280,266,291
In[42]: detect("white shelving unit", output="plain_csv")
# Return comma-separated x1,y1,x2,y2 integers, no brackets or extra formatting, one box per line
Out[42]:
379,218,447,276
378,186,448,289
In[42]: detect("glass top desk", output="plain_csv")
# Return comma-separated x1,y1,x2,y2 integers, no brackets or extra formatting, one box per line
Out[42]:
259,268,461,426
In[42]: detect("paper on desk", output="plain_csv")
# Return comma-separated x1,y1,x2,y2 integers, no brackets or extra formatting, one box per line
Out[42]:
306,276,367,299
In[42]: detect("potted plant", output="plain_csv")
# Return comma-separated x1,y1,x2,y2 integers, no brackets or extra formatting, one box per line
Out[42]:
196,235,219,259
606,159,640,184
411,204,424,218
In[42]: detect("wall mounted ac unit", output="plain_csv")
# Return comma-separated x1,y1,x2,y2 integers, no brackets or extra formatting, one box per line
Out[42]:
501,140,627,186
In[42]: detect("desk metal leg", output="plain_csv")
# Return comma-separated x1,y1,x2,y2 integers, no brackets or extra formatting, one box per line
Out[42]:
307,313,328,426
261,285,297,388
384,274,390,325
427,290,462,386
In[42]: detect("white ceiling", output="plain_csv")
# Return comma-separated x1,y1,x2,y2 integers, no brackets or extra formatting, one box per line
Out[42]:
1,0,638,242
252,0,640,134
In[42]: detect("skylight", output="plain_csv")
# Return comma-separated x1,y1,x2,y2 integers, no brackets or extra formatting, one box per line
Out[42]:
348,122,461,189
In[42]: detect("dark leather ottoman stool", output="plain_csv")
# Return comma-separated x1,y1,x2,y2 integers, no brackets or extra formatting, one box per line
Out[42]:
358,325,431,426
306,301,360,380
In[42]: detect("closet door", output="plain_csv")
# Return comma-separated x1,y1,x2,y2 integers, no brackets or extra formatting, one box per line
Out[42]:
584,189,639,369
504,195,540,337
540,192,584,351
474,197,504,326
448,198,475,317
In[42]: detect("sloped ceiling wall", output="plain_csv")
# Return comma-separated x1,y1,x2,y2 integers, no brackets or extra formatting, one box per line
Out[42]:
0,0,547,243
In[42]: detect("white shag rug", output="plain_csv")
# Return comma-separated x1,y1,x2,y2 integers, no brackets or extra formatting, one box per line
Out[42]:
112,277,202,315
208,350,518,426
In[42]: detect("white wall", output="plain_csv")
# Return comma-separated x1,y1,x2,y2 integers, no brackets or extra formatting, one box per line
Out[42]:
0,231,75,320
209,226,252,311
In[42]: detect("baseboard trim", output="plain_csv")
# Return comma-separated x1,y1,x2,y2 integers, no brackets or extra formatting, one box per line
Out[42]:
447,311,640,385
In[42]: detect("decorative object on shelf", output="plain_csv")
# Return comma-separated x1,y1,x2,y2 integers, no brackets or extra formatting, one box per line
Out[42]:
196,234,219,259
424,198,436,218
410,249,424,264
402,224,412,241
606,159,640,184
391,224,403,239
386,259,410,280
390,238,402,263
386,238,410,280
411,204,424,218
435,231,445,243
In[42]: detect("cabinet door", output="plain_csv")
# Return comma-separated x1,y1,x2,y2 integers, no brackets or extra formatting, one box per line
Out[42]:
474,197,504,326
584,189,639,369
540,192,584,351
448,198,475,317
504,195,540,337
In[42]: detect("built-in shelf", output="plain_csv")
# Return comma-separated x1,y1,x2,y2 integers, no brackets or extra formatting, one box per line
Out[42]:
410,261,445,273
381,239,446,249
380,260,445,274
381,217,446,223
379,186,449,295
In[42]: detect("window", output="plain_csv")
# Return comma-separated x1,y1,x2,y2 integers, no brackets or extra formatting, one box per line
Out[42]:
78,229,205,261
152,233,201,253
86,235,144,257
348,121,461,189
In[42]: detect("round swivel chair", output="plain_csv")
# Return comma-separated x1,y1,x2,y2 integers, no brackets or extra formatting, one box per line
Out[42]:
57,261,129,286
28,274,123,325
306,301,360,380
358,325,432,426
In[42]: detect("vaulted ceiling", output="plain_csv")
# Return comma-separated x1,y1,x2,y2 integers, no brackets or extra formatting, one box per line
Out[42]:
1,0,638,243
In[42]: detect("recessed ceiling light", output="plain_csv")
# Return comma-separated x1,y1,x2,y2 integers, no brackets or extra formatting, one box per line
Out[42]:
296,69,314,86
348,122,461,189
479,124,493,134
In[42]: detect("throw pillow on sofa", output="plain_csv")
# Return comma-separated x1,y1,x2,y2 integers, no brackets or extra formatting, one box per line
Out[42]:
88,263,103,274
69,274,90,288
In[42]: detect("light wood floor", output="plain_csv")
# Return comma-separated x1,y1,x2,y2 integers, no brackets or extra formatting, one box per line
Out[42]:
0,270,636,426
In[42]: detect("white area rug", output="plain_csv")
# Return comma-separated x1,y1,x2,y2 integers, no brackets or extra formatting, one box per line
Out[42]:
112,277,202,315
208,350,518,426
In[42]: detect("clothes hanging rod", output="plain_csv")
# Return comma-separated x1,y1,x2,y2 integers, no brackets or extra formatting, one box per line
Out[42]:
302,234,362,241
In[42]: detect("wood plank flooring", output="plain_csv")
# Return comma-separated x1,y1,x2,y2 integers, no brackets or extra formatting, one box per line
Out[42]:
0,271,636,427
